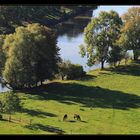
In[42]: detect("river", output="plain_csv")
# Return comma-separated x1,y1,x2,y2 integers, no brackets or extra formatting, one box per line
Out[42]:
56,6,133,72
56,9,107,72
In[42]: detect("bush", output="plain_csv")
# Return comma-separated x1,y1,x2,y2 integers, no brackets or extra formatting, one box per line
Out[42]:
2,92,22,121
57,60,86,80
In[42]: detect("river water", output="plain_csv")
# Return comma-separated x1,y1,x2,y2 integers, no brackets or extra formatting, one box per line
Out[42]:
0,10,95,92
56,7,133,72
56,9,103,72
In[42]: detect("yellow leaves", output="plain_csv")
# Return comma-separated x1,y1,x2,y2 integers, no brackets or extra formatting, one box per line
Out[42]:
122,7,140,23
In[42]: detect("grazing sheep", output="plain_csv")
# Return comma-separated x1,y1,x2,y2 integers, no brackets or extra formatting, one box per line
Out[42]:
63,114,68,121
74,114,81,121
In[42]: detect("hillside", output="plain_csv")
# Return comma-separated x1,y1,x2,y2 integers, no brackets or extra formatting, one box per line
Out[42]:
0,60,140,134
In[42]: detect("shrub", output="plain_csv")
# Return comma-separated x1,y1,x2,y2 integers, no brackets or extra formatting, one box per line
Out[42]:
57,60,85,80
2,92,22,121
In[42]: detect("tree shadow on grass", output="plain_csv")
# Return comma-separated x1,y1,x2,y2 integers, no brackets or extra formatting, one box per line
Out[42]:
21,108,57,118
106,61,140,76
22,82,140,110
24,123,65,134
62,120,87,123
0,118,9,122
76,74,96,81
67,120,77,123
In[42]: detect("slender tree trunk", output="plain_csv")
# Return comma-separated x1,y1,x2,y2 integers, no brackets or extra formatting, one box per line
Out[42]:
9,114,11,122
125,59,127,65
134,54,138,61
35,82,38,87
133,50,139,61
114,62,116,67
40,80,43,86
61,76,64,80
118,61,120,66
101,61,104,70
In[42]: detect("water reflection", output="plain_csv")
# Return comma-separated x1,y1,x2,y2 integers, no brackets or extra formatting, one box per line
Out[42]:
0,83,10,93
0,10,93,93
56,10,133,72
56,10,103,72
55,10,93,38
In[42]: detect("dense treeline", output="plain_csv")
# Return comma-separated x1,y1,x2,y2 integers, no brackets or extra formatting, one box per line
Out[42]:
0,5,97,34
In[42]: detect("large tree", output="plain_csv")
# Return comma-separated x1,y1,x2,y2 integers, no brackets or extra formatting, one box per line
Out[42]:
79,10,122,69
118,7,140,60
0,35,6,76
1,23,60,89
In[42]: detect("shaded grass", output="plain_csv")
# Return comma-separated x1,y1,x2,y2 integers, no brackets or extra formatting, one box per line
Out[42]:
106,61,140,77
20,82,140,110
21,108,57,118
24,123,65,134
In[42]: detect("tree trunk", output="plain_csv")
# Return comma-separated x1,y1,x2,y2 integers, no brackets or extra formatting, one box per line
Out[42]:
9,114,11,122
35,82,38,87
134,54,138,61
101,61,104,70
118,61,120,66
114,62,116,67
40,80,43,86
61,75,63,80
133,50,139,61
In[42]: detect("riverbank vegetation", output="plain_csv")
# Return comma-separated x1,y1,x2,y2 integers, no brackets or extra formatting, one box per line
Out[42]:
56,60,85,80
0,5,97,34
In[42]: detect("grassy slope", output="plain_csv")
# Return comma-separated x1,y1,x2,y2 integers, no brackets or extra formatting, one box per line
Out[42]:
0,61,140,134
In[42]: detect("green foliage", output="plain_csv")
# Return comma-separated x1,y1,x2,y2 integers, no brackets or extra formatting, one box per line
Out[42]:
0,6,97,34
2,92,21,115
107,46,125,67
2,23,60,89
0,100,3,114
58,60,85,80
80,10,122,70
0,35,6,76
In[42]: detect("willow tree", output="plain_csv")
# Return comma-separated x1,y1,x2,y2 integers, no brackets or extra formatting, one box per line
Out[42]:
0,35,6,76
2,23,60,89
79,10,122,70
118,7,140,60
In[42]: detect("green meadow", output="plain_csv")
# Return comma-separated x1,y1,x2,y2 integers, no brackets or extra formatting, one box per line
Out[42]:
0,61,140,134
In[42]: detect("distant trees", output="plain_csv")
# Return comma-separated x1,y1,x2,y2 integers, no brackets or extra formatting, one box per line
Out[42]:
0,23,60,90
118,7,140,60
80,10,123,70
0,6,97,34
